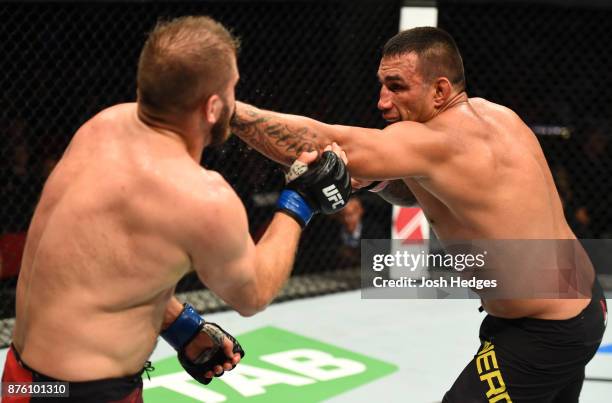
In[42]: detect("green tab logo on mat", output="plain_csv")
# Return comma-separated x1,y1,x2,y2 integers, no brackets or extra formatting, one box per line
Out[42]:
143,326,397,402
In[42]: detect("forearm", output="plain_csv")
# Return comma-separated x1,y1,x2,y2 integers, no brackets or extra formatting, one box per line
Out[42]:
162,296,185,331
231,102,412,180
231,101,338,166
251,212,302,310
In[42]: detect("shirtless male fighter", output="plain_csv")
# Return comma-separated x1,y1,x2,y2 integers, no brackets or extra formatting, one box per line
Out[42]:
230,27,608,402
1,16,351,402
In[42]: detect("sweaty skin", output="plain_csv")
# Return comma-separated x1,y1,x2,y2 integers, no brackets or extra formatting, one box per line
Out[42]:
230,54,591,321
13,102,307,381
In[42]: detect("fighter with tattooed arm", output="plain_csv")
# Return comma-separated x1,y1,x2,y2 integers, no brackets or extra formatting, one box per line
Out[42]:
230,27,607,402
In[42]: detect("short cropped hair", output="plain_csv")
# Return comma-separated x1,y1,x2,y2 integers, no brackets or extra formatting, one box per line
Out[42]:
137,16,240,115
383,27,465,90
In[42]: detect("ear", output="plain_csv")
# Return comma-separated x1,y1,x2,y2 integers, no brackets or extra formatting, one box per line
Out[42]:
433,78,452,107
204,94,223,125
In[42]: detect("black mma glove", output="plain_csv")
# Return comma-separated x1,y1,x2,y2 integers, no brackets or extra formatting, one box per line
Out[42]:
276,150,352,227
161,304,245,385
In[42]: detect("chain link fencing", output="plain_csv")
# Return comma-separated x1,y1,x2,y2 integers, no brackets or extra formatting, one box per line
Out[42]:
439,0,612,239
1,1,611,346
0,1,399,335
438,0,612,287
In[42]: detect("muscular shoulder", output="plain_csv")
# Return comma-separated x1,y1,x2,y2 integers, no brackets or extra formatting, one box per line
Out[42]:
165,163,241,214
77,103,136,131
384,120,457,160
383,120,447,142
191,170,241,213
171,165,247,239
176,168,249,267
469,97,522,122
69,103,138,150
90,103,137,124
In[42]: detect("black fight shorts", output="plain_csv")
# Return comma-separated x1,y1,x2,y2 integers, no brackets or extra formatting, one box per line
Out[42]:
443,280,607,403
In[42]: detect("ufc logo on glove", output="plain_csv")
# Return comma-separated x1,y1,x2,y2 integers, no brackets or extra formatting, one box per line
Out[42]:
322,185,345,209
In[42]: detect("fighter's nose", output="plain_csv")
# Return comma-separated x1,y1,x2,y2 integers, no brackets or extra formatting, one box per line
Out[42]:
377,88,392,111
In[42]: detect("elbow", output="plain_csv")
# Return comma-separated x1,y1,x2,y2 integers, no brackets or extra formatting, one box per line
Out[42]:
235,293,270,317
235,300,262,317
237,307,260,317
237,309,257,318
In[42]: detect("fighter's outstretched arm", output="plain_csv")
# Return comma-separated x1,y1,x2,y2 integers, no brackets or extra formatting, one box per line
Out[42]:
184,176,302,317
180,148,350,317
232,101,452,180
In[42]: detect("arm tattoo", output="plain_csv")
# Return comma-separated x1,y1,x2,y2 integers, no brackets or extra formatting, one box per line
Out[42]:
376,180,417,207
231,106,319,165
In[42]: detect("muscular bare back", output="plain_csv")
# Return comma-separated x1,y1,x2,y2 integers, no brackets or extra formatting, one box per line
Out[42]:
13,103,210,380
399,98,590,318
406,97,571,240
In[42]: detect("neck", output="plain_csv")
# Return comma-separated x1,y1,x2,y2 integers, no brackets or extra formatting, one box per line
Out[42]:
433,91,468,118
136,105,208,162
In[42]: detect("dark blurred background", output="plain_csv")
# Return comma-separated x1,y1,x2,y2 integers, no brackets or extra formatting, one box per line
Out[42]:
1,0,611,325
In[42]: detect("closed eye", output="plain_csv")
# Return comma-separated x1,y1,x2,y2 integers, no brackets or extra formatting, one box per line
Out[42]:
388,84,405,92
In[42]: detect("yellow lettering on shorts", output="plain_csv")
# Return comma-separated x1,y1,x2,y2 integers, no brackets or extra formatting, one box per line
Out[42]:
476,347,498,373
480,341,494,354
489,392,512,403
480,370,507,398
475,341,512,403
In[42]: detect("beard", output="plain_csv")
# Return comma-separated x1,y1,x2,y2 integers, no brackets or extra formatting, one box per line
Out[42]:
209,102,233,147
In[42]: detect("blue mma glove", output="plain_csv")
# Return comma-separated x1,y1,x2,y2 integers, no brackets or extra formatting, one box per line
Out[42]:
161,304,245,385
277,150,352,227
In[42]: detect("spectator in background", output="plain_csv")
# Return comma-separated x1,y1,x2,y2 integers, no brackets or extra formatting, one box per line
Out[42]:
335,198,364,267
338,198,364,247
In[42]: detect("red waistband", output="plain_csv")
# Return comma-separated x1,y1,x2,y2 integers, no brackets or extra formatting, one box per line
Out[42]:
2,345,33,383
